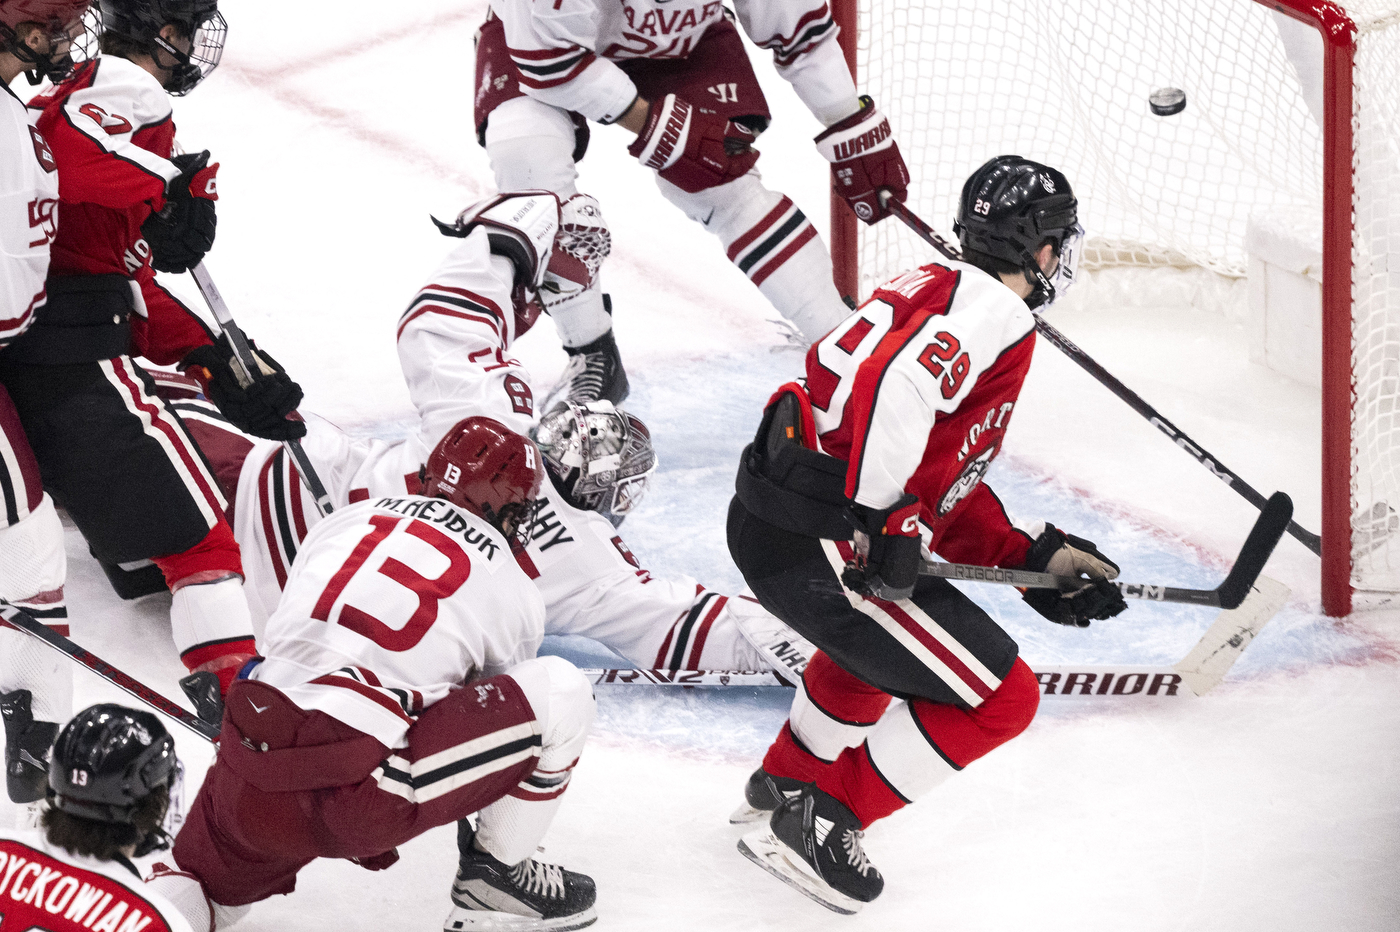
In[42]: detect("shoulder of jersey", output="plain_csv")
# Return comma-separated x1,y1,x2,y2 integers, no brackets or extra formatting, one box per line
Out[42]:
60,55,172,125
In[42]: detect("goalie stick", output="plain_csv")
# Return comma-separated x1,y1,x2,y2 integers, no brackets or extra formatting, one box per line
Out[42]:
0,603,219,743
876,191,1323,556
579,575,1288,698
919,490,1291,609
190,261,335,518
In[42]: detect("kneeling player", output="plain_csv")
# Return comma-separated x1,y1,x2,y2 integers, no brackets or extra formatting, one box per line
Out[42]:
727,157,1127,912
172,417,599,930
0,702,216,932
142,191,812,680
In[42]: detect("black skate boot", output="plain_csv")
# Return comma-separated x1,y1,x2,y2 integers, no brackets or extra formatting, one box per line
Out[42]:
728,765,806,824
0,689,60,804
544,309,628,413
446,821,597,932
738,786,883,914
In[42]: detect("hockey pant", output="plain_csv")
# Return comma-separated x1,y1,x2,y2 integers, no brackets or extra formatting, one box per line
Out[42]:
727,497,1040,827
173,656,594,907
480,27,848,346
0,357,255,681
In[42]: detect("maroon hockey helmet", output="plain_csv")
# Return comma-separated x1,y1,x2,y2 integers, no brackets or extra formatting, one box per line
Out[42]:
0,0,96,83
424,417,546,542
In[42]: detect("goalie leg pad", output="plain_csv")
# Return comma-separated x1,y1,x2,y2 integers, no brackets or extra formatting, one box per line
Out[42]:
655,173,850,341
474,657,595,866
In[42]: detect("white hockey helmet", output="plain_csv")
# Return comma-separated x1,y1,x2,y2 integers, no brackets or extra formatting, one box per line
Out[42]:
532,400,656,526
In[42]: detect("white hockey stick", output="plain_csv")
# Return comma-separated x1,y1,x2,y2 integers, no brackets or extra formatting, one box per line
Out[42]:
189,261,334,517
581,576,1289,697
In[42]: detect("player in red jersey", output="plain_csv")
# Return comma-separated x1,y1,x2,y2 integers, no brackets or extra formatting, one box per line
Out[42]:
0,703,217,932
172,418,600,932
475,0,910,409
0,0,95,806
0,0,301,726
726,156,1128,912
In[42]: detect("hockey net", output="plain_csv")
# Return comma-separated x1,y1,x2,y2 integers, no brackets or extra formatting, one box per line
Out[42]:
834,0,1400,614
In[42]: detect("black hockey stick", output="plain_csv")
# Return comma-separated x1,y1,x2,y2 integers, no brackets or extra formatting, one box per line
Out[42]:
189,261,335,518
920,491,1292,609
876,192,1322,556
0,604,219,742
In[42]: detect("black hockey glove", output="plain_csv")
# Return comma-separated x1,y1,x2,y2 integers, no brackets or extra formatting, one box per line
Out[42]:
841,493,922,601
182,335,306,441
1021,524,1127,627
142,150,219,274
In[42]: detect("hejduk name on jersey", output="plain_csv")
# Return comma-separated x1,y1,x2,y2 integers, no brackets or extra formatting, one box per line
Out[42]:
372,496,504,562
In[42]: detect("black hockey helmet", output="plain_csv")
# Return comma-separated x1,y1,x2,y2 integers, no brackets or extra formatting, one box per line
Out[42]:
96,0,224,94
0,0,97,84
48,704,177,825
954,155,1080,308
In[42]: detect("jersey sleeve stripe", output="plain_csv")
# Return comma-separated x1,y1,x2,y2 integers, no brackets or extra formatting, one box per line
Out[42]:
750,4,835,62
257,452,289,589
0,288,43,346
684,594,727,669
270,450,301,567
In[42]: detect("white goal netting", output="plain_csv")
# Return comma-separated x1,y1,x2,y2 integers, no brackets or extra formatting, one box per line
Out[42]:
853,0,1400,602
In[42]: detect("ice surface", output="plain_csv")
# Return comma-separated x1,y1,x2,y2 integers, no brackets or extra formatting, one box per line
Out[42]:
6,1,1400,929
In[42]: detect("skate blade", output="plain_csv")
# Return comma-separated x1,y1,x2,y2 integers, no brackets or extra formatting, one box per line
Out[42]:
729,801,772,825
737,830,862,915
443,905,597,932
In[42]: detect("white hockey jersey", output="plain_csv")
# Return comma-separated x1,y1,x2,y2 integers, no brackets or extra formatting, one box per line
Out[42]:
252,495,544,749
0,83,58,348
490,0,860,125
160,230,778,672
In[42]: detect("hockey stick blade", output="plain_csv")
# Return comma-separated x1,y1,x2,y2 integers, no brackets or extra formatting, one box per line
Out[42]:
581,668,792,687
876,193,1323,558
1172,575,1289,695
1213,491,1292,609
0,604,218,742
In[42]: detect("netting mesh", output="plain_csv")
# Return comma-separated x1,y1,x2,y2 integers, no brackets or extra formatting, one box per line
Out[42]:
855,0,1400,596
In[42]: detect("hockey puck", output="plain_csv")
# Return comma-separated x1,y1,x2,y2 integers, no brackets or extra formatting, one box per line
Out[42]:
1149,87,1187,116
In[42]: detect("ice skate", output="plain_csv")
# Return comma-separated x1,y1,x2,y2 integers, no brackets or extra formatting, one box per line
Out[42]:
728,765,806,824
542,321,628,414
738,786,883,914
446,837,597,932
0,689,59,804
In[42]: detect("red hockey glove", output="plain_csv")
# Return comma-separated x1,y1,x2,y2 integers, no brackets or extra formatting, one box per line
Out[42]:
143,150,219,274
627,94,759,193
815,96,909,224
1021,524,1127,627
841,493,922,601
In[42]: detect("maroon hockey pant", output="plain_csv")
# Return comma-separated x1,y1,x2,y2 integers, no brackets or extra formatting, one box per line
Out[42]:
173,676,540,907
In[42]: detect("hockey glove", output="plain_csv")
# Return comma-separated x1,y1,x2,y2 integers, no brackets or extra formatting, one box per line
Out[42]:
142,150,219,274
1021,524,1127,627
841,493,922,601
627,94,759,193
815,96,909,224
182,335,306,441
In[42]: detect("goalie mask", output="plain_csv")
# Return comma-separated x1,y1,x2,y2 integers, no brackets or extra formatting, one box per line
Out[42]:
433,192,610,337
953,155,1080,309
0,0,97,83
533,401,656,527
423,416,545,544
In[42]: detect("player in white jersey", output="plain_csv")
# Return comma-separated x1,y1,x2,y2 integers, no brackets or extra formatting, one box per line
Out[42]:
0,703,218,932
0,0,94,807
172,416,600,931
474,0,911,408
139,192,812,679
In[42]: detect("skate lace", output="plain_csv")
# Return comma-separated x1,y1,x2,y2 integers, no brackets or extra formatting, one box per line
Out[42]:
842,830,874,876
564,352,606,401
509,859,566,900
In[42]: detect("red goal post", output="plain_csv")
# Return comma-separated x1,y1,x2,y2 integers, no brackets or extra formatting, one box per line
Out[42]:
830,0,1400,616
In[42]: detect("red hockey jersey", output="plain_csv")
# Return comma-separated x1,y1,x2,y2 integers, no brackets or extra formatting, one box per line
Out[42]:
28,55,216,365
804,260,1038,569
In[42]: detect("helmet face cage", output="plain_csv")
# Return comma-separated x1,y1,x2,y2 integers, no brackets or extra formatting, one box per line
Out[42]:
0,0,98,83
153,7,223,95
533,401,657,523
98,0,224,95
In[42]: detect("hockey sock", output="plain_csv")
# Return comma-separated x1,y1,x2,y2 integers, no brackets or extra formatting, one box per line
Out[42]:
906,657,1040,768
816,742,907,828
0,493,67,629
656,174,851,341
546,281,614,349
169,574,257,693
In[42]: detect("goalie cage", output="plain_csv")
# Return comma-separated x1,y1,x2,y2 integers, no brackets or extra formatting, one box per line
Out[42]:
828,0,1400,616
